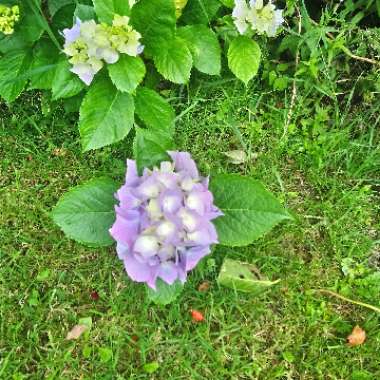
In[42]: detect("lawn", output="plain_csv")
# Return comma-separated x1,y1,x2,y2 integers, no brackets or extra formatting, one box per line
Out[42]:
1,72,379,379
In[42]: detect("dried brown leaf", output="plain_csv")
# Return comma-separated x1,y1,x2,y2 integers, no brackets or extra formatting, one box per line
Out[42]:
66,324,88,340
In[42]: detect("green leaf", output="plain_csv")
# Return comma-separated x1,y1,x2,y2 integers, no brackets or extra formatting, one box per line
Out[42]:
93,0,130,24
98,347,113,363
177,25,221,75
146,279,184,305
29,39,60,90
48,0,74,17
133,127,174,172
131,0,176,56
18,4,45,43
180,0,221,24
219,0,234,8
153,37,193,84
218,258,280,293
52,59,85,100
108,55,146,93
210,174,291,246
143,362,159,374
74,4,96,21
79,75,135,151
228,36,261,85
134,87,175,131
51,178,118,247
0,50,30,103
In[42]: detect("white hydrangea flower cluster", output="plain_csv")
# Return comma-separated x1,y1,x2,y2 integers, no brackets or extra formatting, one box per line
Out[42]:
232,0,284,37
62,15,144,85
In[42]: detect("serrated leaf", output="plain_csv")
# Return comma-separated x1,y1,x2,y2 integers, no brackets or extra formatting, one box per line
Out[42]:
180,0,221,24
74,4,96,21
134,87,175,131
133,127,174,172
48,0,74,17
146,279,184,305
228,36,261,85
29,39,60,90
177,25,221,75
153,37,193,84
210,174,291,246
108,55,146,93
0,50,30,103
51,178,118,247
218,258,280,293
131,0,176,56
93,0,129,24
52,59,85,100
79,75,135,151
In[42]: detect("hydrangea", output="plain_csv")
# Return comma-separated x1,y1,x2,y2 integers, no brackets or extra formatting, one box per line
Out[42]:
109,152,222,290
62,15,143,85
232,0,284,37
0,5,20,35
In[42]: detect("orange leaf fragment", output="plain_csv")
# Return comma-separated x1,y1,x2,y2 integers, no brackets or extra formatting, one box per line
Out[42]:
347,325,366,347
66,324,88,340
198,281,210,292
190,309,204,322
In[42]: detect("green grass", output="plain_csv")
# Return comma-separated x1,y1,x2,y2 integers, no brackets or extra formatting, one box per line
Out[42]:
1,75,380,379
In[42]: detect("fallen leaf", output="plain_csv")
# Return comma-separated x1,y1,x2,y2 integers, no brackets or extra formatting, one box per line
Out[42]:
223,150,247,165
198,281,210,292
347,325,366,347
190,309,204,322
66,324,88,340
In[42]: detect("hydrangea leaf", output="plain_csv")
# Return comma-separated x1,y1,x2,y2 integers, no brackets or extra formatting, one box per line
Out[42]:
0,50,30,103
153,37,193,84
218,258,280,293
180,0,221,24
134,87,175,131
146,279,184,305
93,0,130,24
131,0,176,56
48,0,74,17
74,4,96,21
177,25,221,75
228,36,261,85
79,75,135,151
133,127,174,172
29,39,60,90
51,178,119,247
108,55,146,93
210,174,291,246
52,58,85,100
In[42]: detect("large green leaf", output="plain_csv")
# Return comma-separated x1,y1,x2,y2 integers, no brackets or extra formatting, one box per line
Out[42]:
108,55,146,93
51,178,118,247
146,279,184,305
29,39,60,90
153,37,193,84
133,127,174,172
218,258,280,293
93,0,130,24
52,59,85,100
180,0,221,24
48,0,74,17
131,0,176,56
0,50,30,103
177,25,221,75
210,174,291,246
74,4,96,21
79,75,135,151
228,36,261,85
134,87,175,131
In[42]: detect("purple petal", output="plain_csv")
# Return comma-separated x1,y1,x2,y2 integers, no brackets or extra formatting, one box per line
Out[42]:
109,210,140,249
125,159,139,186
168,151,199,179
183,246,211,271
123,253,153,282
158,262,178,285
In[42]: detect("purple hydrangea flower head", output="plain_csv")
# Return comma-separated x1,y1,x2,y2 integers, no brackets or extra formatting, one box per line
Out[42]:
110,152,223,290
